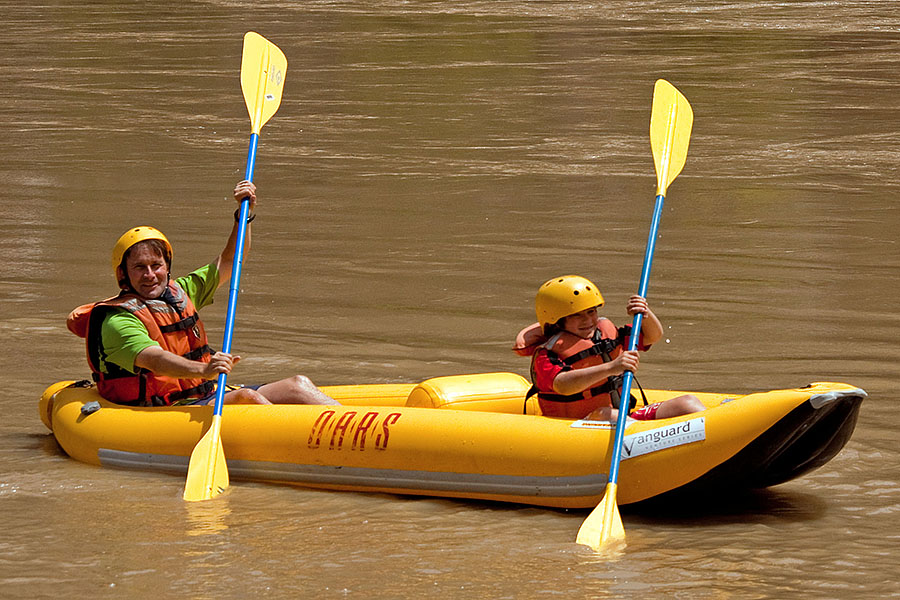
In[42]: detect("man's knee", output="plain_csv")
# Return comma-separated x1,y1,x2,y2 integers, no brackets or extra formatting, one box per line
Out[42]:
226,387,271,405
286,374,338,405
253,375,336,405
287,375,316,393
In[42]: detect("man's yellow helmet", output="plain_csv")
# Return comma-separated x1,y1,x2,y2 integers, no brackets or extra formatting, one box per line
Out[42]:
111,226,173,276
535,275,604,330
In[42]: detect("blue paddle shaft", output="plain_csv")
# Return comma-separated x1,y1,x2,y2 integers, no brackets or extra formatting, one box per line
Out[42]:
211,132,260,417
607,193,665,484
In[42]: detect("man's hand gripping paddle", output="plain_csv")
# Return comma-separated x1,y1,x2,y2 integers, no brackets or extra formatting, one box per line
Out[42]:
575,79,693,550
183,32,287,502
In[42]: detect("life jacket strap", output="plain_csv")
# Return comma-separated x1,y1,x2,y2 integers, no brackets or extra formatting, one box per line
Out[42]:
183,344,212,361
530,378,619,404
115,380,215,407
166,380,215,403
158,313,200,334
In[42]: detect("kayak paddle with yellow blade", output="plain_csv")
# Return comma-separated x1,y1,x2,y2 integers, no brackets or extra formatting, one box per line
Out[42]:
183,32,287,502
575,79,693,550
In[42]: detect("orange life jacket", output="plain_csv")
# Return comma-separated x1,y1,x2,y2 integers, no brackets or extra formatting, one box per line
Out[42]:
67,281,214,406
516,319,629,418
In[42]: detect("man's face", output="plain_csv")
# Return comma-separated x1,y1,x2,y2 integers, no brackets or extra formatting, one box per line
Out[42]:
122,245,169,299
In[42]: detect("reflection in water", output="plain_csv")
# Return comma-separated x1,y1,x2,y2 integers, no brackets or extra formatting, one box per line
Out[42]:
628,488,829,525
183,495,232,538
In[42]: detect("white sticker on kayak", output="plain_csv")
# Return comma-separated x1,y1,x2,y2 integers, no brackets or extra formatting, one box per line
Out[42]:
621,417,706,460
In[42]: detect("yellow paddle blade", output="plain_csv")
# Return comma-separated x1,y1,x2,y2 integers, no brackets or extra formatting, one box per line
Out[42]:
241,31,287,135
650,79,693,197
576,483,626,551
183,415,229,502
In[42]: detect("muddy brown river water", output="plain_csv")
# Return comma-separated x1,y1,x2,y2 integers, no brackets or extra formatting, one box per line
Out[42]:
1,1,898,597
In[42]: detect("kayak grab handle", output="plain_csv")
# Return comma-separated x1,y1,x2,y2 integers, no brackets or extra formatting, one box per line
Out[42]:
809,388,867,409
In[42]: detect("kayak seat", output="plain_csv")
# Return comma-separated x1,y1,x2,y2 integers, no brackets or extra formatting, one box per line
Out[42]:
405,372,534,414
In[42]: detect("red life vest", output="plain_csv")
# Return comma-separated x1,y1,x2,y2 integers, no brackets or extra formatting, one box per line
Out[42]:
516,319,630,418
67,281,214,406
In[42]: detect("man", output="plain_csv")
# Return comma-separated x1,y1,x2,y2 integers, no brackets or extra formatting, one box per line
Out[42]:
68,180,338,407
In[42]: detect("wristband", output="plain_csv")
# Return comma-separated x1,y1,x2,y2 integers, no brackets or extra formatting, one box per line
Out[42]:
233,208,257,223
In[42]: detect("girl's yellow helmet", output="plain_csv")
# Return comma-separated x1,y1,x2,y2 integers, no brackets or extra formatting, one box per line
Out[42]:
535,275,604,330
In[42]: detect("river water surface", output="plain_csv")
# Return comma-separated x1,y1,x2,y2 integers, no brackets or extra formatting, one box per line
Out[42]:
2,1,898,598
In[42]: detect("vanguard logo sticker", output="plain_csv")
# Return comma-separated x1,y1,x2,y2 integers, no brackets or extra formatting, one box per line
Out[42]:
621,417,706,460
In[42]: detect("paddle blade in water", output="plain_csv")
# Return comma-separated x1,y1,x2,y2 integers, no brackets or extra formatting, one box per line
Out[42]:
183,415,229,502
650,79,693,196
576,483,626,551
241,31,287,135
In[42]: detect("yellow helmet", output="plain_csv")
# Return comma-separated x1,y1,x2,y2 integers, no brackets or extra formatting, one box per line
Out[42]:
535,275,604,329
111,226,173,275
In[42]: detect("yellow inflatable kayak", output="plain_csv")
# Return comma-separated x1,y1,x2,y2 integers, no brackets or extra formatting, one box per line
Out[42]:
38,372,864,508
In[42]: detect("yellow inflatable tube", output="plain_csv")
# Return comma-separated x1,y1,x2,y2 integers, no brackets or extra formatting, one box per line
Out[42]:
39,373,864,508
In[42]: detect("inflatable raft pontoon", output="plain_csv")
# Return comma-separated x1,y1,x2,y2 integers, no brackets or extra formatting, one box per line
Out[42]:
39,372,864,508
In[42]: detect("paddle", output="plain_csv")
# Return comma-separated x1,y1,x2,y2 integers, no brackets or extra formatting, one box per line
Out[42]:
183,32,287,502
575,79,693,550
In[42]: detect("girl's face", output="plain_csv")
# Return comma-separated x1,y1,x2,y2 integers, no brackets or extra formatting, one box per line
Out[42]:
561,306,599,339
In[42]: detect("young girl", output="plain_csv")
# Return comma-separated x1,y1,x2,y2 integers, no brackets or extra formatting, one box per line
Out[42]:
514,275,704,421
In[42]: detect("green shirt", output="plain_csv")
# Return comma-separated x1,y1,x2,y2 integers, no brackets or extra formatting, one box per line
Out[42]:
100,263,220,373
